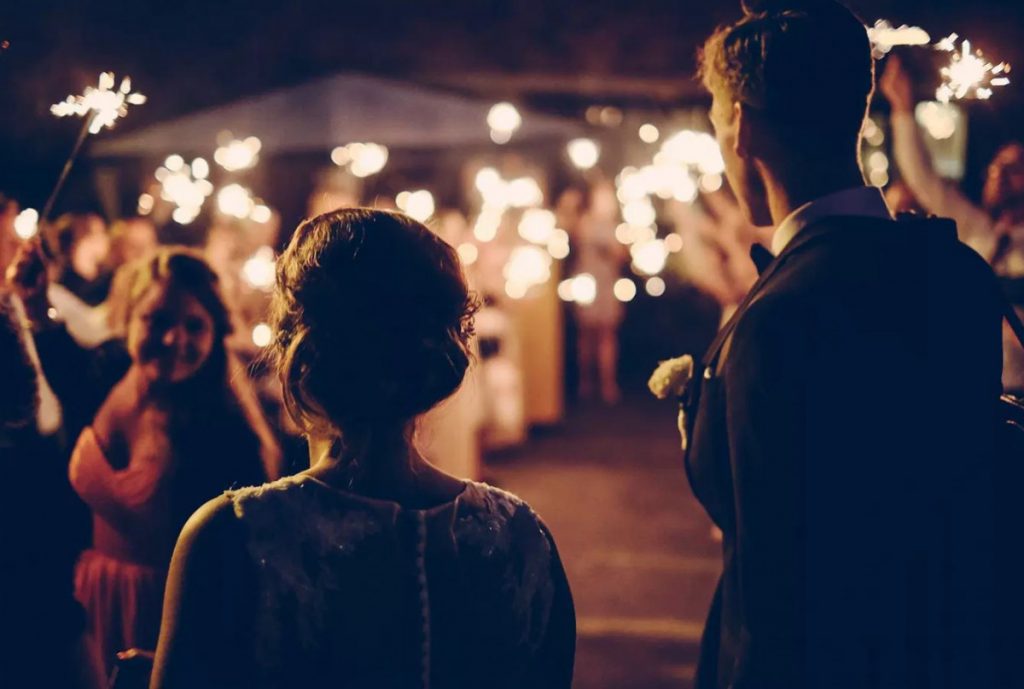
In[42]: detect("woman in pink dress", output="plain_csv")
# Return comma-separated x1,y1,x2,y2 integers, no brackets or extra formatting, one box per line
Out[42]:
66,249,280,675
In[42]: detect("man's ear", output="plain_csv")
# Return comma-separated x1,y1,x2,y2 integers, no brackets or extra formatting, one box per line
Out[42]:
734,101,750,159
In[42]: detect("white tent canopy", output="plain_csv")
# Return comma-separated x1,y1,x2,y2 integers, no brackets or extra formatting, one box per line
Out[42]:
91,72,580,157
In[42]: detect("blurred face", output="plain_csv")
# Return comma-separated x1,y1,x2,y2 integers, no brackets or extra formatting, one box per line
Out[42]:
72,215,111,277
983,144,1024,217
119,219,158,264
127,283,216,384
709,93,772,227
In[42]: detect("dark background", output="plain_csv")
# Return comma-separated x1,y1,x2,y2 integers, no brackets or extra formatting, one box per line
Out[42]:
3,0,1024,208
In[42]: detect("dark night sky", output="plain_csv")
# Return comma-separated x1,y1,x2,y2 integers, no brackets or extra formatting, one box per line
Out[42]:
3,0,1024,203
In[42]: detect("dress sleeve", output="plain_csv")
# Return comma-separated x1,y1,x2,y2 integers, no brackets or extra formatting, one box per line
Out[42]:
890,112,998,259
151,495,252,689
526,520,576,688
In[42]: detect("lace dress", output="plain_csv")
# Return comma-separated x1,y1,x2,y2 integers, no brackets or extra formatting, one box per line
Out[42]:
165,475,575,689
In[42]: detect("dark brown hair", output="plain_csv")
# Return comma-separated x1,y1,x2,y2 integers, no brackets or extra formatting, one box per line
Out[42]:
699,0,874,154
270,208,477,438
108,247,281,477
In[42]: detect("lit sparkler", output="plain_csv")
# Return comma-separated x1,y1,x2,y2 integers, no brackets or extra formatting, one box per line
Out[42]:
934,34,1011,103
867,20,931,59
50,72,146,134
41,73,145,256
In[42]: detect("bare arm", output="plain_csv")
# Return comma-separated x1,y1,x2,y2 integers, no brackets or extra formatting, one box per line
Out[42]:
881,58,998,258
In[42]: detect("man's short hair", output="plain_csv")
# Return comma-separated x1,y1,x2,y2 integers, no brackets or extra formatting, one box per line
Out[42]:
699,0,874,153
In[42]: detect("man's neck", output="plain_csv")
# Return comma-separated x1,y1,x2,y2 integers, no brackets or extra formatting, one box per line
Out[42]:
762,161,867,226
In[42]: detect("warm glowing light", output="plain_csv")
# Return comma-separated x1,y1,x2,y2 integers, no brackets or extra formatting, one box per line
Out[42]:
191,158,210,180
614,278,637,303
868,20,931,58
547,228,570,260
916,101,959,140
242,246,276,290
487,102,522,143
137,193,154,216
570,273,597,305
862,118,885,146
518,208,557,244
645,276,666,297
869,168,890,188
473,208,503,242
50,72,146,133
660,130,725,174
339,142,389,178
503,245,552,298
868,151,890,172
396,189,435,222
615,223,636,245
13,208,38,240
631,239,669,276
700,173,724,194
457,242,479,266
158,157,214,224
558,278,575,302
508,177,544,208
623,199,656,228
251,323,273,348
218,183,256,219
665,233,684,253
935,35,1011,103
250,204,273,224
567,138,600,170
639,124,660,143
165,154,184,172
214,135,262,172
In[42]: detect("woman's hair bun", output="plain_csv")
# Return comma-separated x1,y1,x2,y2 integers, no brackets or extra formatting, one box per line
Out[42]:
270,208,478,432
741,0,843,16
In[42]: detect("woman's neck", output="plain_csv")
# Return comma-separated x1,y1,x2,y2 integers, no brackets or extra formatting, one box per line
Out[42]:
304,426,464,505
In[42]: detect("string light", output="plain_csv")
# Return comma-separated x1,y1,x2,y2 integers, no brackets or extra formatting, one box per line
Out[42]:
241,247,276,291
567,138,600,170
396,190,435,222
488,102,522,144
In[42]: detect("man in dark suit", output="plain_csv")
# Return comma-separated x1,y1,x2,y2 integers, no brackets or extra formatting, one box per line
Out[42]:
686,1,1005,687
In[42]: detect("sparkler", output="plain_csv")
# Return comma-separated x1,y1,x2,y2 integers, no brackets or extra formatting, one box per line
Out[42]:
867,20,931,59
934,34,1011,103
40,73,145,257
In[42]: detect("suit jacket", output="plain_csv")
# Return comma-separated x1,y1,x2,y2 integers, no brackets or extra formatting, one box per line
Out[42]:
684,215,1004,689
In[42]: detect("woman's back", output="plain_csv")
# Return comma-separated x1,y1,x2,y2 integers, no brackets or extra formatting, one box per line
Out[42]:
154,475,574,689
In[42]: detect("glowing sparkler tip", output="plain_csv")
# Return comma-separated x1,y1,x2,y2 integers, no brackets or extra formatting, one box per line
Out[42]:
50,72,145,132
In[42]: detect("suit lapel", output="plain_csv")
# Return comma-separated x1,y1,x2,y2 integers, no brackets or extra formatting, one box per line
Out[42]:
700,220,842,371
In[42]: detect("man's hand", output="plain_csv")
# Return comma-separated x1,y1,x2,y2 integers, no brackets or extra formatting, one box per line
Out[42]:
879,56,915,115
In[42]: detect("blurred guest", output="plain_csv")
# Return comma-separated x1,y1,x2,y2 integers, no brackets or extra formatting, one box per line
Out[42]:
110,216,159,267
0,193,20,275
882,56,1024,392
53,213,113,306
883,178,923,216
8,244,280,675
668,188,768,321
151,209,575,689
562,180,628,403
0,295,104,689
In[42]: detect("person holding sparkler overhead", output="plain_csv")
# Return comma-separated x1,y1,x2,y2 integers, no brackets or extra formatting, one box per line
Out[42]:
681,0,1006,686
881,55,1024,394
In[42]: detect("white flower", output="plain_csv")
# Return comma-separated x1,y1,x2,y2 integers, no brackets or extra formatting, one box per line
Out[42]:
647,354,695,400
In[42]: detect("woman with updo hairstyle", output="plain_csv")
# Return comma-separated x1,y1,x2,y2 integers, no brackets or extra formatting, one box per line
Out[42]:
152,209,575,689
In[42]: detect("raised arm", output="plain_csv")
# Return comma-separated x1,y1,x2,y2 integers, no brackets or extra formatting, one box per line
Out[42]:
880,57,998,258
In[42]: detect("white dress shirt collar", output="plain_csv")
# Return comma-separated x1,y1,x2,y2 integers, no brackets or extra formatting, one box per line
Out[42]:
771,186,893,255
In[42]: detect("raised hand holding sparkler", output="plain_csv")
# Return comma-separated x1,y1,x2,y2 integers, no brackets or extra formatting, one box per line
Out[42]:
38,73,145,259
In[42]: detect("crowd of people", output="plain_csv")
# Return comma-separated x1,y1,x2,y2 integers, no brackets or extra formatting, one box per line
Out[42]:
3,0,1024,687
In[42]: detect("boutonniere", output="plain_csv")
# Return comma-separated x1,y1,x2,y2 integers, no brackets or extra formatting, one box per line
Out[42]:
648,355,695,450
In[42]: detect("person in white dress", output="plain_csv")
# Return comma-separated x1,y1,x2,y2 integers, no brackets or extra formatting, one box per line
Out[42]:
151,208,575,689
